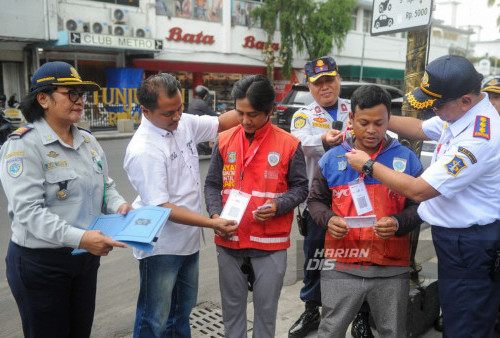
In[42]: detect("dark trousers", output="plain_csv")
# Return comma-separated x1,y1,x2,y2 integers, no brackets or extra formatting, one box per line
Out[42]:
6,241,100,338
432,221,500,338
300,209,326,305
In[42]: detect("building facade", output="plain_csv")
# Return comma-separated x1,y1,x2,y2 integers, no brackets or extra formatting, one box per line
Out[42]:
0,0,472,128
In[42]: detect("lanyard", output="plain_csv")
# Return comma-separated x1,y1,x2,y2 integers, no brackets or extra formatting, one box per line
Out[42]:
436,123,449,155
238,124,271,186
341,128,385,176
358,139,384,179
97,160,106,204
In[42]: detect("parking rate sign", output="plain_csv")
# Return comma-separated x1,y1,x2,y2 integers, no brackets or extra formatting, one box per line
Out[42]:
371,0,433,36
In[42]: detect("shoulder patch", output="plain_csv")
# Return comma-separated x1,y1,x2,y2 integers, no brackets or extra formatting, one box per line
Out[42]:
457,146,477,164
9,126,33,138
473,115,490,140
293,115,307,129
445,155,467,177
77,126,92,134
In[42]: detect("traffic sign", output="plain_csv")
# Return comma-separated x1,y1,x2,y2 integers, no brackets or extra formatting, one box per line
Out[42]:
371,0,433,36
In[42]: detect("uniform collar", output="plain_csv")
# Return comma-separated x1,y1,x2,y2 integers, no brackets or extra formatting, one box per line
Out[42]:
448,94,489,138
33,118,85,148
140,114,171,137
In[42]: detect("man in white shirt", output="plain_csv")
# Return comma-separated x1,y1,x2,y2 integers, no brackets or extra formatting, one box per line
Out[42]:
124,73,239,338
346,55,500,338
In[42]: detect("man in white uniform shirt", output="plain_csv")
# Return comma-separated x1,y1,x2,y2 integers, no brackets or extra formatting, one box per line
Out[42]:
346,55,500,338
124,73,239,338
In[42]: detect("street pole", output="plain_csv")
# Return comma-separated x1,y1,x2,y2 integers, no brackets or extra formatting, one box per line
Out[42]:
360,32,366,82
401,27,429,284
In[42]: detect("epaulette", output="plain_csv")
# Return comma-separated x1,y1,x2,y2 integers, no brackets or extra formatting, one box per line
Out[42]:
9,125,34,138
77,126,92,134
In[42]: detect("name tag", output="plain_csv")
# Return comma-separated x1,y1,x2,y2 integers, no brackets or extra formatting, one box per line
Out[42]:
348,178,373,215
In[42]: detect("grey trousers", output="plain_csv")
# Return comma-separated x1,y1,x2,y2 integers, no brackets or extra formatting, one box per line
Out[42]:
216,246,287,338
318,269,409,338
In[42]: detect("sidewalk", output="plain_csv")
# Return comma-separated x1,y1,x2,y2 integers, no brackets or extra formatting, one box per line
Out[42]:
269,225,441,338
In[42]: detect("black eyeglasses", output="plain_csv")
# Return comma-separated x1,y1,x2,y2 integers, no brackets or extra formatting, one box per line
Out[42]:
57,90,88,103
431,98,457,113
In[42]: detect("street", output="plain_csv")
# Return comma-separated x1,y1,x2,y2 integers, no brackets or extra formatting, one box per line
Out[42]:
0,137,304,337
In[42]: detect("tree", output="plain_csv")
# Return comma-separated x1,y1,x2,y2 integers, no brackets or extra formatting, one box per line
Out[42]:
488,0,500,30
252,0,356,80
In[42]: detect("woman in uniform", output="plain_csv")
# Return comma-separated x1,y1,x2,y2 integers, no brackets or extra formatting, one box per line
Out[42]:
0,61,132,338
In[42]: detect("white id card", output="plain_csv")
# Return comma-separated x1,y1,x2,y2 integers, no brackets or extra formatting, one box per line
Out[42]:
348,178,373,215
220,189,251,223
344,215,377,228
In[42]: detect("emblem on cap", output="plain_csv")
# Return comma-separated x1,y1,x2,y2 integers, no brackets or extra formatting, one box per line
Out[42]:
70,67,81,80
487,79,499,86
315,59,328,74
421,72,429,88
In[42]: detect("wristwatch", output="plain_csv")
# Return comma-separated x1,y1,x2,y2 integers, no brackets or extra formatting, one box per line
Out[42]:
362,159,375,177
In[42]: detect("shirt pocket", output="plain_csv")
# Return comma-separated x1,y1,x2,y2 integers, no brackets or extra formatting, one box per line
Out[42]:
44,168,81,206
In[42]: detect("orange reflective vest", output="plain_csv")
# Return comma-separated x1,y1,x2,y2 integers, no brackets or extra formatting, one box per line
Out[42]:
215,121,299,251
320,140,422,266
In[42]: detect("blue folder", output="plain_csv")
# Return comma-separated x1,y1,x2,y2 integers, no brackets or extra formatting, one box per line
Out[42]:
72,206,171,255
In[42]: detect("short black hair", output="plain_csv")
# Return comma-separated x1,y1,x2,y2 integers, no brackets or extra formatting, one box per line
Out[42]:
350,85,391,116
19,85,57,123
137,73,182,111
232,75,275,114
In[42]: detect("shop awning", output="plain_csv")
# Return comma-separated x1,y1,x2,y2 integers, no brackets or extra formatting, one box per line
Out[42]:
338,65,404,80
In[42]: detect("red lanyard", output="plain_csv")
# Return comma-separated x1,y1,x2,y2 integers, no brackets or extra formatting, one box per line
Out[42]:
436,123,448,155
238,124,271,185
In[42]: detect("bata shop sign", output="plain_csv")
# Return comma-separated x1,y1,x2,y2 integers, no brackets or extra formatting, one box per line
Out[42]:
166,27,215,44
242,36,279,51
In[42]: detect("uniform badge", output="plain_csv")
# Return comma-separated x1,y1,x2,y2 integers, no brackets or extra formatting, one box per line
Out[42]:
445,155,467,177
338,159,347,171
6,157,23,178
84,137,90,143
9,126,33,138
314,60,328,73
45,135,53,141
294,116,306,129
228,151,237,163
44,161,68,171
47,151,59,158
473,115,490,140
314,106,322,114
267,152,280,167
421,72,429,87
458,146,477,164
392,157,407,172
340,103,348,111
57,189,68,200
313,117,327,123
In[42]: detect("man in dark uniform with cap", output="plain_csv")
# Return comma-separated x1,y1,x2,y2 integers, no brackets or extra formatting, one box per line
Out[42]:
346,54,500,338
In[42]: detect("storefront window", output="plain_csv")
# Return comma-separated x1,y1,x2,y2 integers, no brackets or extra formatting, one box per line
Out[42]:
155,0,223,22
362,9,372,33
232,0,261,27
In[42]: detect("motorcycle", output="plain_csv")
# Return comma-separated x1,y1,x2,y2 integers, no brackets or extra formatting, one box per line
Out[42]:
0,108,13,146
